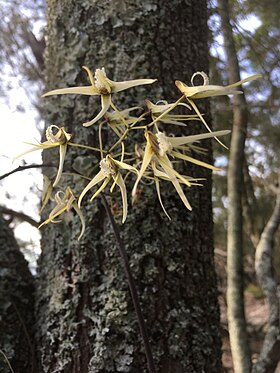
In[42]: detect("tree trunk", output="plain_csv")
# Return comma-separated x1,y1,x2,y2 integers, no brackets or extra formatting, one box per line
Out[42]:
36,1,222,372
218,0,252,371
253,180,280,373
0,215,36,373
242,159,260,250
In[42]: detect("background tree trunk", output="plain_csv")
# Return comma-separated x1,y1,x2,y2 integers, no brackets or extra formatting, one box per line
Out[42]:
0,215,36,373
36,1,222,372
253,179,280,373
218,0,252,371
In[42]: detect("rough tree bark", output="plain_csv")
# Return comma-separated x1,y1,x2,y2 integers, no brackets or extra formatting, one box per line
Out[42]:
36,1,222,372
253,179,280,373
218,0,252,371
0,214,36,373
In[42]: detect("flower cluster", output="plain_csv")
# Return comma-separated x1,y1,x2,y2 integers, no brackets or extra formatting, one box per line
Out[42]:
16,67,261,239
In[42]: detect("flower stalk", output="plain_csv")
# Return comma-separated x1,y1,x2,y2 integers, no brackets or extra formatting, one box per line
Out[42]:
101,194,156,373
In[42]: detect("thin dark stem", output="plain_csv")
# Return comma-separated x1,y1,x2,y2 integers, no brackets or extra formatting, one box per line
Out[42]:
0,206,39,227
101,194,156,373
0,163,53,181
12,301,37,373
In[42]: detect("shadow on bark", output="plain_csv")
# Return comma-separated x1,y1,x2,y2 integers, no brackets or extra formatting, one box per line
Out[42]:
0,214,36,373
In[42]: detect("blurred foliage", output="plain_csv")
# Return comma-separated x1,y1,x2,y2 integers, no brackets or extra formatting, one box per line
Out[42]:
0,0,46,260
245,283,264,299
0,0,46,104
209,0,280,282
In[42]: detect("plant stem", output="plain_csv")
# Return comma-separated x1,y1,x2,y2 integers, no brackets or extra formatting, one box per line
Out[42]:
0,163,53,181
101,194,156,373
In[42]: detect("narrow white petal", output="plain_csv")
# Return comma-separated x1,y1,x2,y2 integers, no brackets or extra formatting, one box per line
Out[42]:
13,142,58,160
72,202,86,240
113,159,138,173
13,146,42,160
172,151,220,171
112,79,157,93
226,74,262,88
159,119,188,126
83,95,111,127
38,205,67,229
43,86,99,96
82,65,96,87
115,173,128,223
158,157,192,187
187,99,227,149
159,156,192,210
132,143,154,198
78,171,106,207
175,80,242,99
146,100,177,113
169,130,231,147
192,87,242,98
152,167,171,220
53,144,67,187
90,177,110,201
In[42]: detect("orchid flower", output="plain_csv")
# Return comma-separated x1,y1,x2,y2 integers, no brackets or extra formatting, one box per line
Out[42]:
175,71,262,99
104,106,144,137
43,66,157,127
38,187,85,240
15,125,72,187
78,155,137,223
146,99,200,126
132,129,230,214
175,72,262,146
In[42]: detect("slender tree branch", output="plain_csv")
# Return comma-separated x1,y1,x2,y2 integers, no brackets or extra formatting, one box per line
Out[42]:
0,163,53,181
0,350,15,373
0,206,39,227
101,194,156,373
